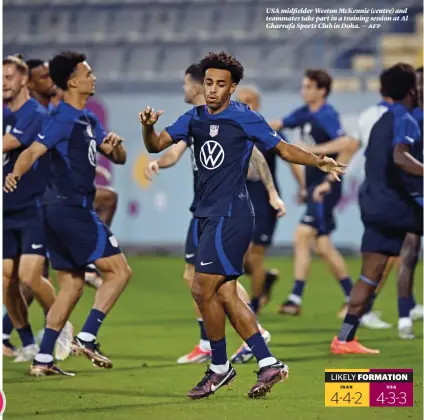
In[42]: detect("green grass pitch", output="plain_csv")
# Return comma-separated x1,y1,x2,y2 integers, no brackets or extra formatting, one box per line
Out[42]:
4,257,423,419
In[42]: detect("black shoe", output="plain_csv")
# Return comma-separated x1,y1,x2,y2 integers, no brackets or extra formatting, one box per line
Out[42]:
248,361,289,399
188,365,236,399
71,336,112,369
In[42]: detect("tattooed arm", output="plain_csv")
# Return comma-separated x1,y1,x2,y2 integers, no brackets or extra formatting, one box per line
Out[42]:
250,146,286,217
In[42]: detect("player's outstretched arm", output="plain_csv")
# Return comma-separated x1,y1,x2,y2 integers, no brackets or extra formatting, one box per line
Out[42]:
274,141,346,180
139,106,173,153
4,141,48,192
144,142,188,181
250,146,286,217
3,133,22,153
269,120,284,132
302,136,360,155
393,144,424,176
99,132,127,164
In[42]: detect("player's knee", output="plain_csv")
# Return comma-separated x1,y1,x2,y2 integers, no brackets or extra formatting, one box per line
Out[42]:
117,262,132,285
183,266,194,288
191,277,214,305
294,227,311,248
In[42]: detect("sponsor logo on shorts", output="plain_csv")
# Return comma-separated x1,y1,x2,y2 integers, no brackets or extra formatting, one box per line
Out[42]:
200,261,213,266
302,215,314,223
185,254,195,259
31,244,43,250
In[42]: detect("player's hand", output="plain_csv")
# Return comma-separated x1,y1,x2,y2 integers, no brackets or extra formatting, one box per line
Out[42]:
297,188,307,204
138,106,164,126
313,180,331,203
269,190,287,218
316,155,346,181
103,132,123,148
144,160,160,181
3,173,21,192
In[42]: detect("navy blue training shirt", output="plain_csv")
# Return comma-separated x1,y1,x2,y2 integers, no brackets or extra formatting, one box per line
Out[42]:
3,98,49,212
282,103,345,187
37,101,107,208
166,101,283,218
400,106,423,204
360,103,421,224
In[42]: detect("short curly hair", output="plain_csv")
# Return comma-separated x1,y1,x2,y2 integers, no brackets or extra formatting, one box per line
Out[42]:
380,63,416,100
199,51,244,84
49,51,86,91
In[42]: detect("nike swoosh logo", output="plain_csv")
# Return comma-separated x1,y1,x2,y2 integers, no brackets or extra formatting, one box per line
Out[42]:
38,134,45,139
13,128,23,134
405,136,415,143
210,369,233,393
97,319,103,323
31,244,43,249
200,261,213,266
185,254,195,259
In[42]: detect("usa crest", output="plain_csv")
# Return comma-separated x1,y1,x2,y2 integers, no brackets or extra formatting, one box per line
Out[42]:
209,125,219,137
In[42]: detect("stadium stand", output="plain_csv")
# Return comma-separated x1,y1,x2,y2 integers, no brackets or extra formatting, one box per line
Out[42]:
3,0,423,92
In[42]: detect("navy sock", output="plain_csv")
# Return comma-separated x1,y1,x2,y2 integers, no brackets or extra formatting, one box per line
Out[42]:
249,300,259,315
339,277,353,298
210,337,228,366
16,324,35,347
246,332,273,362
338,314,360,342
39,328,60,356
364,292,377,314
81,309,106,338
197,319,208,341
288,280,305,304
3,314,14,338
398,297,415,318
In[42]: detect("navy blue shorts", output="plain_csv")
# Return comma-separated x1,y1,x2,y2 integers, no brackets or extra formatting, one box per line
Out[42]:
361,224,407,257
42,205,122,270
300,183,342,236
3,207,46,260
195,216,254,278
247,182,278,246
184,217,200,264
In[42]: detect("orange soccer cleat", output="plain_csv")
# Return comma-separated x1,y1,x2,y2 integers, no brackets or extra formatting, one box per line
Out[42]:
330,336,380,355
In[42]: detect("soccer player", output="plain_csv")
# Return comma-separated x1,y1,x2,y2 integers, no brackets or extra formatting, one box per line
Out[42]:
313,70,395,329
4,51,132,376
2,54,72,362
270,69,359,317
144,64,282,365
331,63,422,354
140,51,345,399
27,58,57,111
396,66,424,339
235,86,282,314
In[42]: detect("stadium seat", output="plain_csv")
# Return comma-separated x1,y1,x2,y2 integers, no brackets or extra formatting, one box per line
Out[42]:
352,55,377,72
32,10,73,44
74,9,111,42
215,6,250,37
92,47,126,81
415,13,423,34
160,46,194,78
332,77,361,92
143,7,180,41
382,54,417,68
232,45,262,77
126,47,159,81
109,9,145,42
178,6,216,40
366,78,380,93
3,10,32,43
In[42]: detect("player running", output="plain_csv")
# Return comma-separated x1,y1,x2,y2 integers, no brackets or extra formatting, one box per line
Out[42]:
2,54,73,362
396,66,424,339
144,64,282,365
331,63,423,354
270,69,359,317
4,51,132,376
140,51,345,399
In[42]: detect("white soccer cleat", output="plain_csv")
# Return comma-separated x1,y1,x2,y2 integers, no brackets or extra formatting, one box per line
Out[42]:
410,304,424,321
360,311,392,329
13,343,40,363
55,321,74,361
398,317,414,339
